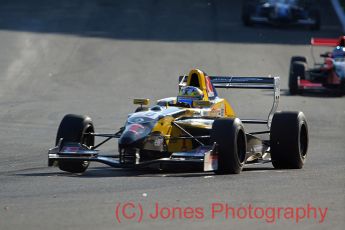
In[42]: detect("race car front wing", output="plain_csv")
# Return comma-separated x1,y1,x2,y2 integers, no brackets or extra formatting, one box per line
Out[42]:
48,140,219,171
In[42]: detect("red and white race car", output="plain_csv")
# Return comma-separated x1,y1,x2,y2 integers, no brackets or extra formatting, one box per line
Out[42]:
289,36,345,96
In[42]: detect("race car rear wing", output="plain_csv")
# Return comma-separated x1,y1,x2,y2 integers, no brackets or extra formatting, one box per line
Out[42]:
179,75,279,90
311,38,339,46
311,36,345,47
209,76,280,127
209,76,278,89
310,36,345,64
179,75,280,128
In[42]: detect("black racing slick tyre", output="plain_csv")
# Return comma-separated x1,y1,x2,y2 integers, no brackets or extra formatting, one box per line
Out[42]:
56,114,95,173
211,118,247,174
289,61,306,95
290,56,307,65
310,9,321,30
241,3,254,26
270,111,308,169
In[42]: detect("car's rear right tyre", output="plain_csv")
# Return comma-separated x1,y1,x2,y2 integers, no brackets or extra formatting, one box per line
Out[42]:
270,111,309,169
56,114,95,173
211,118,247,174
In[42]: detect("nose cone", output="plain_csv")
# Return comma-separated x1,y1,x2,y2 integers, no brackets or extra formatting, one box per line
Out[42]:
119,131,141,145
118,123,150,146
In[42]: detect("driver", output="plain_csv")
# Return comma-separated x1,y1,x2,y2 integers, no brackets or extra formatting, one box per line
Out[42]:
176,86,204,107
331,46,345,59
331,46,345,80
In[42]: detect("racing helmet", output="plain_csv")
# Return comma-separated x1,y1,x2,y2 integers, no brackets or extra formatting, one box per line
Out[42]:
177,86,204,106
331,46,345,58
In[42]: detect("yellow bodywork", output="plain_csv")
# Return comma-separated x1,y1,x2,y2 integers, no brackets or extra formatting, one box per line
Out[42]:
151,68,236,152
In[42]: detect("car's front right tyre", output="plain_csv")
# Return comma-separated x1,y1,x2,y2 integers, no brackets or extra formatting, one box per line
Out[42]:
56,114,95,173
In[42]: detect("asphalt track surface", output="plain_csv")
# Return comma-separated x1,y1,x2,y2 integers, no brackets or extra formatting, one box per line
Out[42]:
0,0,344,229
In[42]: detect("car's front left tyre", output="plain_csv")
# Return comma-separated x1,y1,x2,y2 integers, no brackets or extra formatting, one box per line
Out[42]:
211,118,247,174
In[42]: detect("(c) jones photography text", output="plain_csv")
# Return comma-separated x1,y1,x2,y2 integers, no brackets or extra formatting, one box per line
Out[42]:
115,202,328,224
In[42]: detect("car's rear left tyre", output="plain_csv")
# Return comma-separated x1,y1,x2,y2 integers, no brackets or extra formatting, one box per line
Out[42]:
289,61,306,95
270,111,308,169
211,118,247,174
56,114,95,173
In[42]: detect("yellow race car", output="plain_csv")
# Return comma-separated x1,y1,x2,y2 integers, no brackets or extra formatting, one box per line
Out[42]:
48,69,309,174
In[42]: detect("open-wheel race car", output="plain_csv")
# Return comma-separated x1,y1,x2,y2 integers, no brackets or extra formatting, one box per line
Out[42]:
289,36,345,95
242,0,320,30
48,69,309,174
